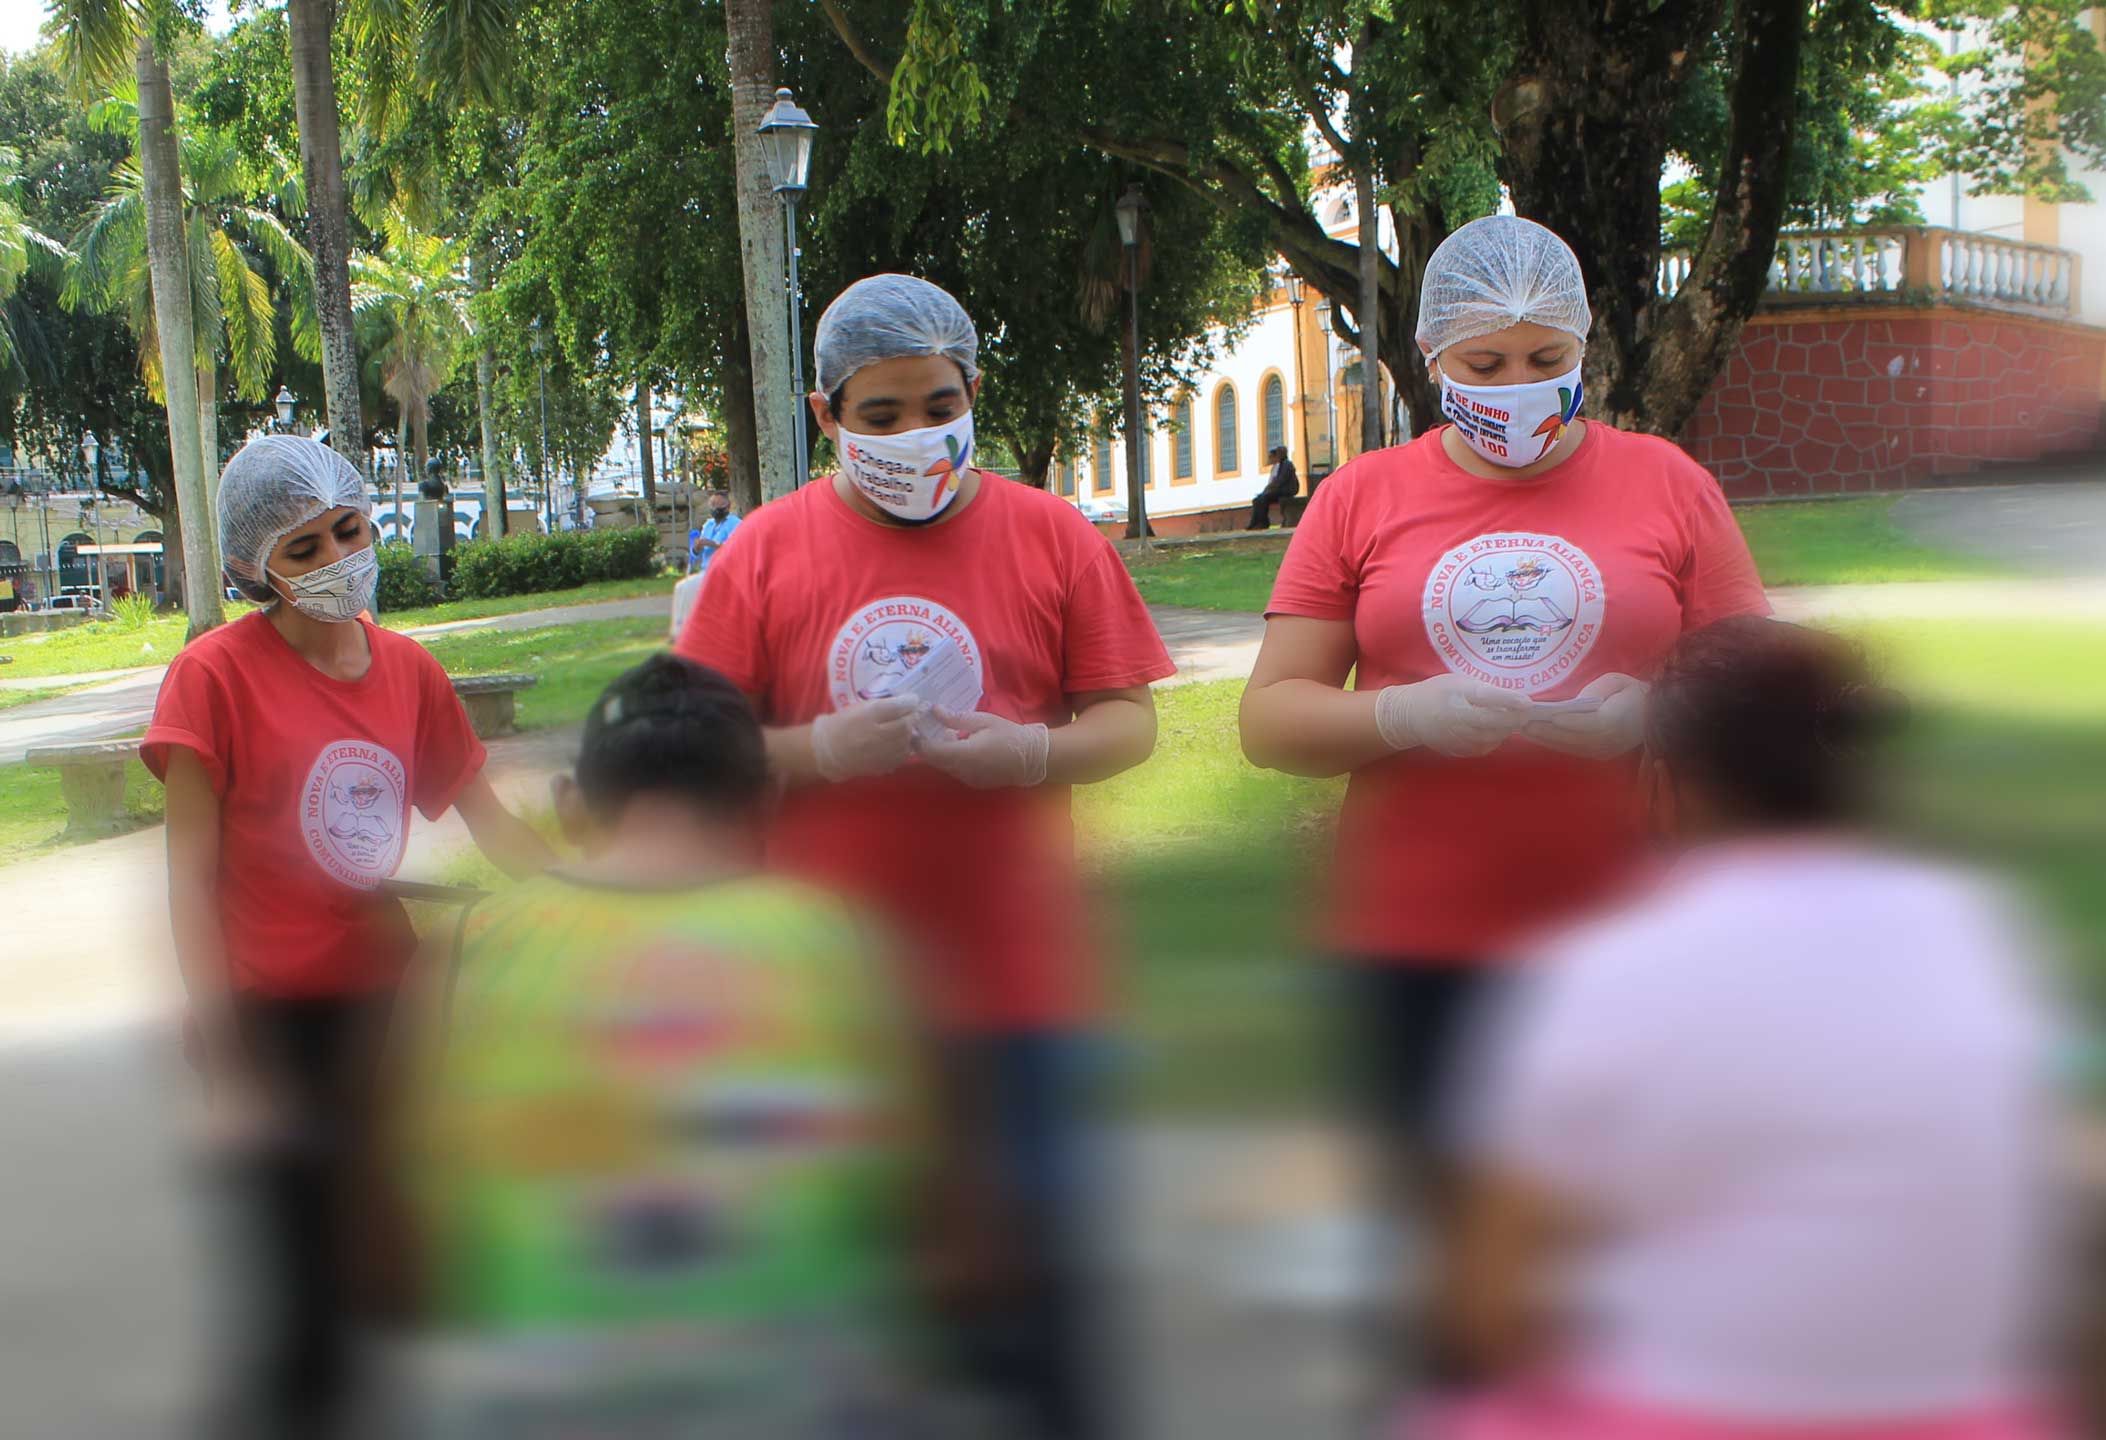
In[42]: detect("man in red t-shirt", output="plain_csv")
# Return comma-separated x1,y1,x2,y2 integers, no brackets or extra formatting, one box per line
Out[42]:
676,274,1171,1439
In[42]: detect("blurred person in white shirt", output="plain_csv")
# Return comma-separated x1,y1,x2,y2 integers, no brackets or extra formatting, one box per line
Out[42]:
1427,615,2073,1440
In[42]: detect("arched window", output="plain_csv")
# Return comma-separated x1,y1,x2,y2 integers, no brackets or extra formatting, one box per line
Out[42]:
1172,396,1195,481
1213,384,1239,474
1093,427,1114,494
1262,373,1286,458
0,539,18,564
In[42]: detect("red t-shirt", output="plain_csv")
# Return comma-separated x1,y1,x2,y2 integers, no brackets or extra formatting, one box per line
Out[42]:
142,612,487,997
1267,423,1769,961
676,473,1175,1030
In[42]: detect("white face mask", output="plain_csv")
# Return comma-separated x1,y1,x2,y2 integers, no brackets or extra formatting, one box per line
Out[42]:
270,544,378,623
838,411,975,524
1437,359,1585,469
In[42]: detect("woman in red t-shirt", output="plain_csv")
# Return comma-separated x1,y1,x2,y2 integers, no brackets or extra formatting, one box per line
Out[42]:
1238,215,1769,1352
142,436,550,1432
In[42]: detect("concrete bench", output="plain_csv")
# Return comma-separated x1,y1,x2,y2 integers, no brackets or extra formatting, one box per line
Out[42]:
451,672,538,739
24,741,136,839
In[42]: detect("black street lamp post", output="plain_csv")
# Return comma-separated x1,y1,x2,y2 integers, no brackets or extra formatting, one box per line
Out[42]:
759,89,819,487
1114,184,1150,543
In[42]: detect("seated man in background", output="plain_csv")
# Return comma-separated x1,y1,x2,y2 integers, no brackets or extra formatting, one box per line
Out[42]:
398,654,982,1437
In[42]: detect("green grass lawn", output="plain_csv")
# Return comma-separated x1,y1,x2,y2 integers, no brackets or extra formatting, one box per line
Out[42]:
0,611,231,678
0,573,677,680
1070,619,2106,1113
0,682,77,711
419,615,669,731
1125,496,2008,613
376,572,676,630
0,755,164,866
0,616,665,868
1736,497,2005,587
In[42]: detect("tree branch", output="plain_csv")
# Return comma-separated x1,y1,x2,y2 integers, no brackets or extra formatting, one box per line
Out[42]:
1646,0,1806,427
819,0,896,85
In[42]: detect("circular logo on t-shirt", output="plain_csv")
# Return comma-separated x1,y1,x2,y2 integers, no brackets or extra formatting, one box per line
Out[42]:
826,595,982,708
1422,532,1605,693
300,740,408,889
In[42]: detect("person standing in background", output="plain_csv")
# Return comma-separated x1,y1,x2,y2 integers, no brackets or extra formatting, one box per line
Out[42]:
670,489,742,640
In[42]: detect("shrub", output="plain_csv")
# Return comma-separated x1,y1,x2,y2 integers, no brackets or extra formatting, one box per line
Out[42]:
374,541,440,612
110,593,157,630
448,524,660,600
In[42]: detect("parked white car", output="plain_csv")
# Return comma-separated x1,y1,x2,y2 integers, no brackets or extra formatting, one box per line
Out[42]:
37,593,106,616
1076,497,1129,523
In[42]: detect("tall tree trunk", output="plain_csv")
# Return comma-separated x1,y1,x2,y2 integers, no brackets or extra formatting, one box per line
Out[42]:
162,483,185,606
1353,131,1383,455
635,374,657,524
196,352,220,515
721,315,763,515
1008,433,1054,488
1386,207,1448,437
1496,0,1802,435
471,248,505,539
476,342,505,539
287,0,364,470
724,0,795,501
410,402,430,481
136,36,223,639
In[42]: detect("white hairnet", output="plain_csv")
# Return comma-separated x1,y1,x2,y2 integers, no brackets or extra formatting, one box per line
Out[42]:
219,435,369,601
1415,215,1592,358
813,274,980,401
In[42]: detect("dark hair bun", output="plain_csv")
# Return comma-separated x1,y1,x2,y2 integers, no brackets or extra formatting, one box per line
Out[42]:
1649,617,1898,825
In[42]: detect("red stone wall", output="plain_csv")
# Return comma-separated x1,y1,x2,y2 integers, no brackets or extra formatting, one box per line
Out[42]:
1678,308,2106,499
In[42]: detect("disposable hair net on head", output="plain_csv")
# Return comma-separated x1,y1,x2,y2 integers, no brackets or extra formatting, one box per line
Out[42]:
1415,215,1593,359
813,273,980,401
218,435,369,601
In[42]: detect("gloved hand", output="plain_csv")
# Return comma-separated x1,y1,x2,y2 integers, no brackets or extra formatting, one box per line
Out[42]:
1373,674,1535,758
811,696,924,782
918,707,1052,789
1521,673,1650,760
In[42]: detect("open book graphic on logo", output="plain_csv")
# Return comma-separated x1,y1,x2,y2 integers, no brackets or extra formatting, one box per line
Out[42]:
1453,557,1576,636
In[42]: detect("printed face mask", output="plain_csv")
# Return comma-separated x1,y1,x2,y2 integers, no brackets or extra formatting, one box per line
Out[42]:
837,410,975,524
270,543,378,623
1438,360,1584,468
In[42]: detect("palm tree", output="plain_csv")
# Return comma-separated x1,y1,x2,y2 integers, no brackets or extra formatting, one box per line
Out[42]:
0,146,72,373
67,118,317,512
286,0,364,471
353,0,525,537
49,0,223,636
351,214,468,522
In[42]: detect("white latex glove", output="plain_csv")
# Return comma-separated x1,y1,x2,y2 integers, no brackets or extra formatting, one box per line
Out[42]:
1373,674,1535,758
918,706,1052,789
1521,673,1650,760
811,696,925,782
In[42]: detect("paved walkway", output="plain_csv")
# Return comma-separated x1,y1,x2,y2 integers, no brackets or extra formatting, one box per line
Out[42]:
1890,480,2106,575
